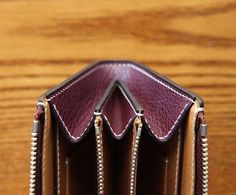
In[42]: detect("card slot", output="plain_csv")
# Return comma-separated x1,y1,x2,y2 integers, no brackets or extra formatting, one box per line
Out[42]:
102,121,134,195
58,127,97,195
136,128,181,195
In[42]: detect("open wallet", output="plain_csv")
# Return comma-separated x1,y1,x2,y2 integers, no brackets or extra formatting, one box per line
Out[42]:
29,61,208,195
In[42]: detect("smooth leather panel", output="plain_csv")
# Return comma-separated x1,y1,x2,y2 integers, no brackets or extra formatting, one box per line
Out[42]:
47,61,194,142
181,102,199,195
165,129,181,195
42,100,54,195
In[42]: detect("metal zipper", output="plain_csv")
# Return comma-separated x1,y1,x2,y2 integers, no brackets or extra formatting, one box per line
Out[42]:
130,117,143,195
29,104,44,195
29,119,40,195
93,79,144,195
198,111,208,195
199,122,208,195
94,116,104,195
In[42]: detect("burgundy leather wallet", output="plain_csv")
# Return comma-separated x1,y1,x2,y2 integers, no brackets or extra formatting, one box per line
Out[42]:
29,61,208,195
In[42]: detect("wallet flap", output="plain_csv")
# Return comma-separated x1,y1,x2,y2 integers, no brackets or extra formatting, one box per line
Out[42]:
44,61,196,142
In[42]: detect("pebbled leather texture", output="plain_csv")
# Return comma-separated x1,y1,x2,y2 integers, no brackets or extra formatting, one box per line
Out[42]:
46,61,195,142
102,85,136,138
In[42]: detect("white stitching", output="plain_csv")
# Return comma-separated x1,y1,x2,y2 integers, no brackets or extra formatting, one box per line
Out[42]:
47,62,194,103
53,102,190,140
144,103,189,140
53,104,94,141
126,63,194,103
103,114,135,138
48,66,100,101
49,62,194,140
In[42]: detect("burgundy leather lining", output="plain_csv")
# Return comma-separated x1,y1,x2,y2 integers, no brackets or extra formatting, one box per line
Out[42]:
102,86,136,137
47,61,194,142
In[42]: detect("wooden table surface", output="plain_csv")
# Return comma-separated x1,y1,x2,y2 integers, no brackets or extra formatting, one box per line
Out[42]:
0,0,236,194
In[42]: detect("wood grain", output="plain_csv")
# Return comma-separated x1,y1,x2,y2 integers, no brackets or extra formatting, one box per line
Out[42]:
0,0,236,194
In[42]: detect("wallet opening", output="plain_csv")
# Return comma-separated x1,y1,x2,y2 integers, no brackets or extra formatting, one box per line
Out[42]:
102,121,134,195
57,126,97,195
136,127,182,195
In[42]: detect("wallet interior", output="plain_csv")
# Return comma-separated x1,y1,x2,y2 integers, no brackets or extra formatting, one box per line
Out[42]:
41,99,198,195
53,121,182,195
102,122,134,195
57,125,97,195
48,86,184,195
40,62,198,195
136,127,181,195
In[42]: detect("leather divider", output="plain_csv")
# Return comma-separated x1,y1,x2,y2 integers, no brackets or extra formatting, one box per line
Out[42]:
166,128,182,195
136,126,181,195
43,81,197,195
102,84,136,138
55,122,97,195
42,100,55,195
181,102,199,195
42,100,198,195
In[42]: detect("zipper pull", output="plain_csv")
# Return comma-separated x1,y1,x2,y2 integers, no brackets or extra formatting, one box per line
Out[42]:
133,116,143,136
94,116,103,135
198,111,207,137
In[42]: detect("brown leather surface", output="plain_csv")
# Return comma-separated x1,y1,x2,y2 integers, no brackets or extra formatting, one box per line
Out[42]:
165,129,181,195
42,100,54,195
181,102,200,195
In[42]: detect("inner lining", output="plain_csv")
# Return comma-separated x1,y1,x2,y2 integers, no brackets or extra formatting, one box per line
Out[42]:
57,126,97,195
102,85,135,137
136,127,182,195
48,62,193,141
55,120,183,195
47,67,194,195
102,121,134,195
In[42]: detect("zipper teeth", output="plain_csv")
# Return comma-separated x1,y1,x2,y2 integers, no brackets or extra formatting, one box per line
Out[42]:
29,132,38,195
95,127,104,195
130,128,141,195
201,137,208,195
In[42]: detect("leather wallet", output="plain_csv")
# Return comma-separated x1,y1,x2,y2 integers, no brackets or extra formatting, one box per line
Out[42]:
29,61,208,195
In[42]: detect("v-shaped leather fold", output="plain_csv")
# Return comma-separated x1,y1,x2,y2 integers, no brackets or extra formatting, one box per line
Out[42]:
101,84,136,138
45,61,195,142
